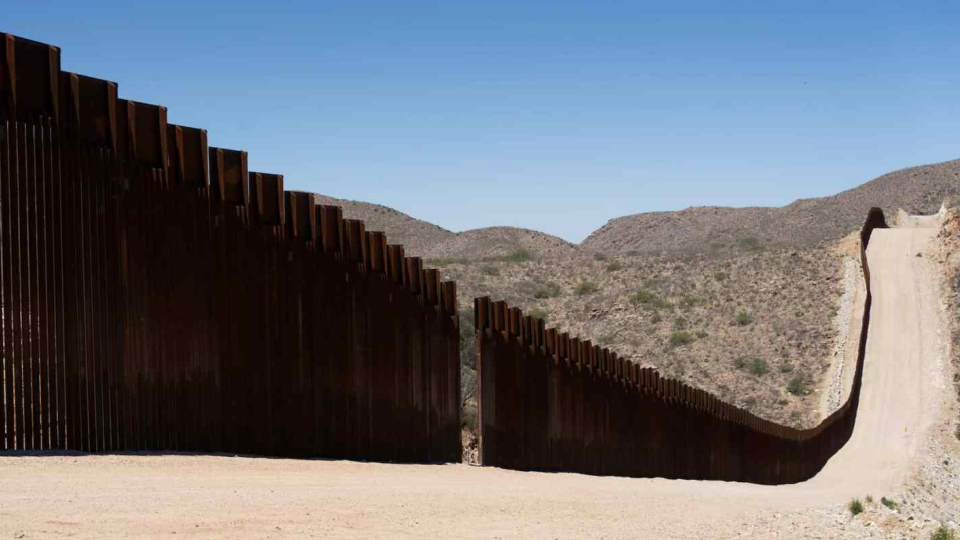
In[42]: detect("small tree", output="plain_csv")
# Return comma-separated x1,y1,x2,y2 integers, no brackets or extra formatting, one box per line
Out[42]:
748,358,769,376
669,331,695,348
574,281,599,296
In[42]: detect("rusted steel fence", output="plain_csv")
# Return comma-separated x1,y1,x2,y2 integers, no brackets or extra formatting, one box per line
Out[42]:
476,208,887,484
0,32,460,462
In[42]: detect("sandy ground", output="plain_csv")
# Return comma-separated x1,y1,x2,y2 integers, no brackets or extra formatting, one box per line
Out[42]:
0,219,955,539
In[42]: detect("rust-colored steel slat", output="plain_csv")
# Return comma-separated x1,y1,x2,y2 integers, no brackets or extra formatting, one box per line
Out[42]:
0,33,61,123
0,31,465,465
0,117,13,450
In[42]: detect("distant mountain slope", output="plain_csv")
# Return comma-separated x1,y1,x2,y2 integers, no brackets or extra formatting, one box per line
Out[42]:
319,158,960,259
314,196,577,260
423,226,578,260
582,158,960,255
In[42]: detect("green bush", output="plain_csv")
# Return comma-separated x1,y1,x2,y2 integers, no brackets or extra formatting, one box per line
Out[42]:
714,271,728,282
738,237,762,251
734,356,748,369
669,331,695,348
593,252,608,261
779,363,794,373
747,358,769,376
650,313,662,324
574,281,599,296
483,250,533,263
631,290,671,309
848,498,864,516
865,495,873,503
605,262,623,272
527,308,549,322
932,526,956,540
458,312,478,371
425,257,470,266
480,265,499,276
736,311,754,326
880,497,897,510
673,317,687,330
787,376,805,395
531,281,561,299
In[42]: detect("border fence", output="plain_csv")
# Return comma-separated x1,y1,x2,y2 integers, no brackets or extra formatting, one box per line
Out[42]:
2,30,893,485
0,32,461,462
475,208,887,484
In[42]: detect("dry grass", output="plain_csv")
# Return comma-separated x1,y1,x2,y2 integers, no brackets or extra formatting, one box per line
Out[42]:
442,244,844,428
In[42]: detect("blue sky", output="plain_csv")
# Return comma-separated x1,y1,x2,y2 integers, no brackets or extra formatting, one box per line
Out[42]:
5,1,959,242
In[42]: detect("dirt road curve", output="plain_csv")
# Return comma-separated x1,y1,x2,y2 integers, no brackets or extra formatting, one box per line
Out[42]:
0,219,950,539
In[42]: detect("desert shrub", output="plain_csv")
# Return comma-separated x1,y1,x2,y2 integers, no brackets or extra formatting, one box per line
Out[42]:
650,312,662,324
955,422,960,441
787,376,806,395
598,334,616,346
528,308,549,322
459,311,477,370
865,495,873,503
880,497,897,510
679,295,702,310
461,399,478,433
734,356,748,369
669,331,695,348
631,290,671,309
714,271,728,282
484,249,533,263
848,498,864,516
779,363,794,373
738,237,762,251
626,249,640,257
736,311,754,326
480,265,499,276
695,330,708,339
606,262,623,272
932,526,956,540
593,252,608,261
426,257,470,266
460,366,477,412
574,281,599,296
747,358,769,376
673,316,687,330
531,281,561,299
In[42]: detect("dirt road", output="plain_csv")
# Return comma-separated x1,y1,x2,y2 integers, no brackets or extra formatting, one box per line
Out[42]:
0,220,952,539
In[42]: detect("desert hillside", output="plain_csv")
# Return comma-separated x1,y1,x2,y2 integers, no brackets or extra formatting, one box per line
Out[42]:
317,157,958,428
582,158,960,255
314,195,576,260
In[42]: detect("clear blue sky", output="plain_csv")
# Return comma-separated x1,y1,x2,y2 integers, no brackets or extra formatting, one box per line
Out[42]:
6,1,959,242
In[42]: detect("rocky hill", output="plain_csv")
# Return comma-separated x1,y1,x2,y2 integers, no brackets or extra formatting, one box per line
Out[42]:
582,158,960,256
317,157,959,429
314,195,577,261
